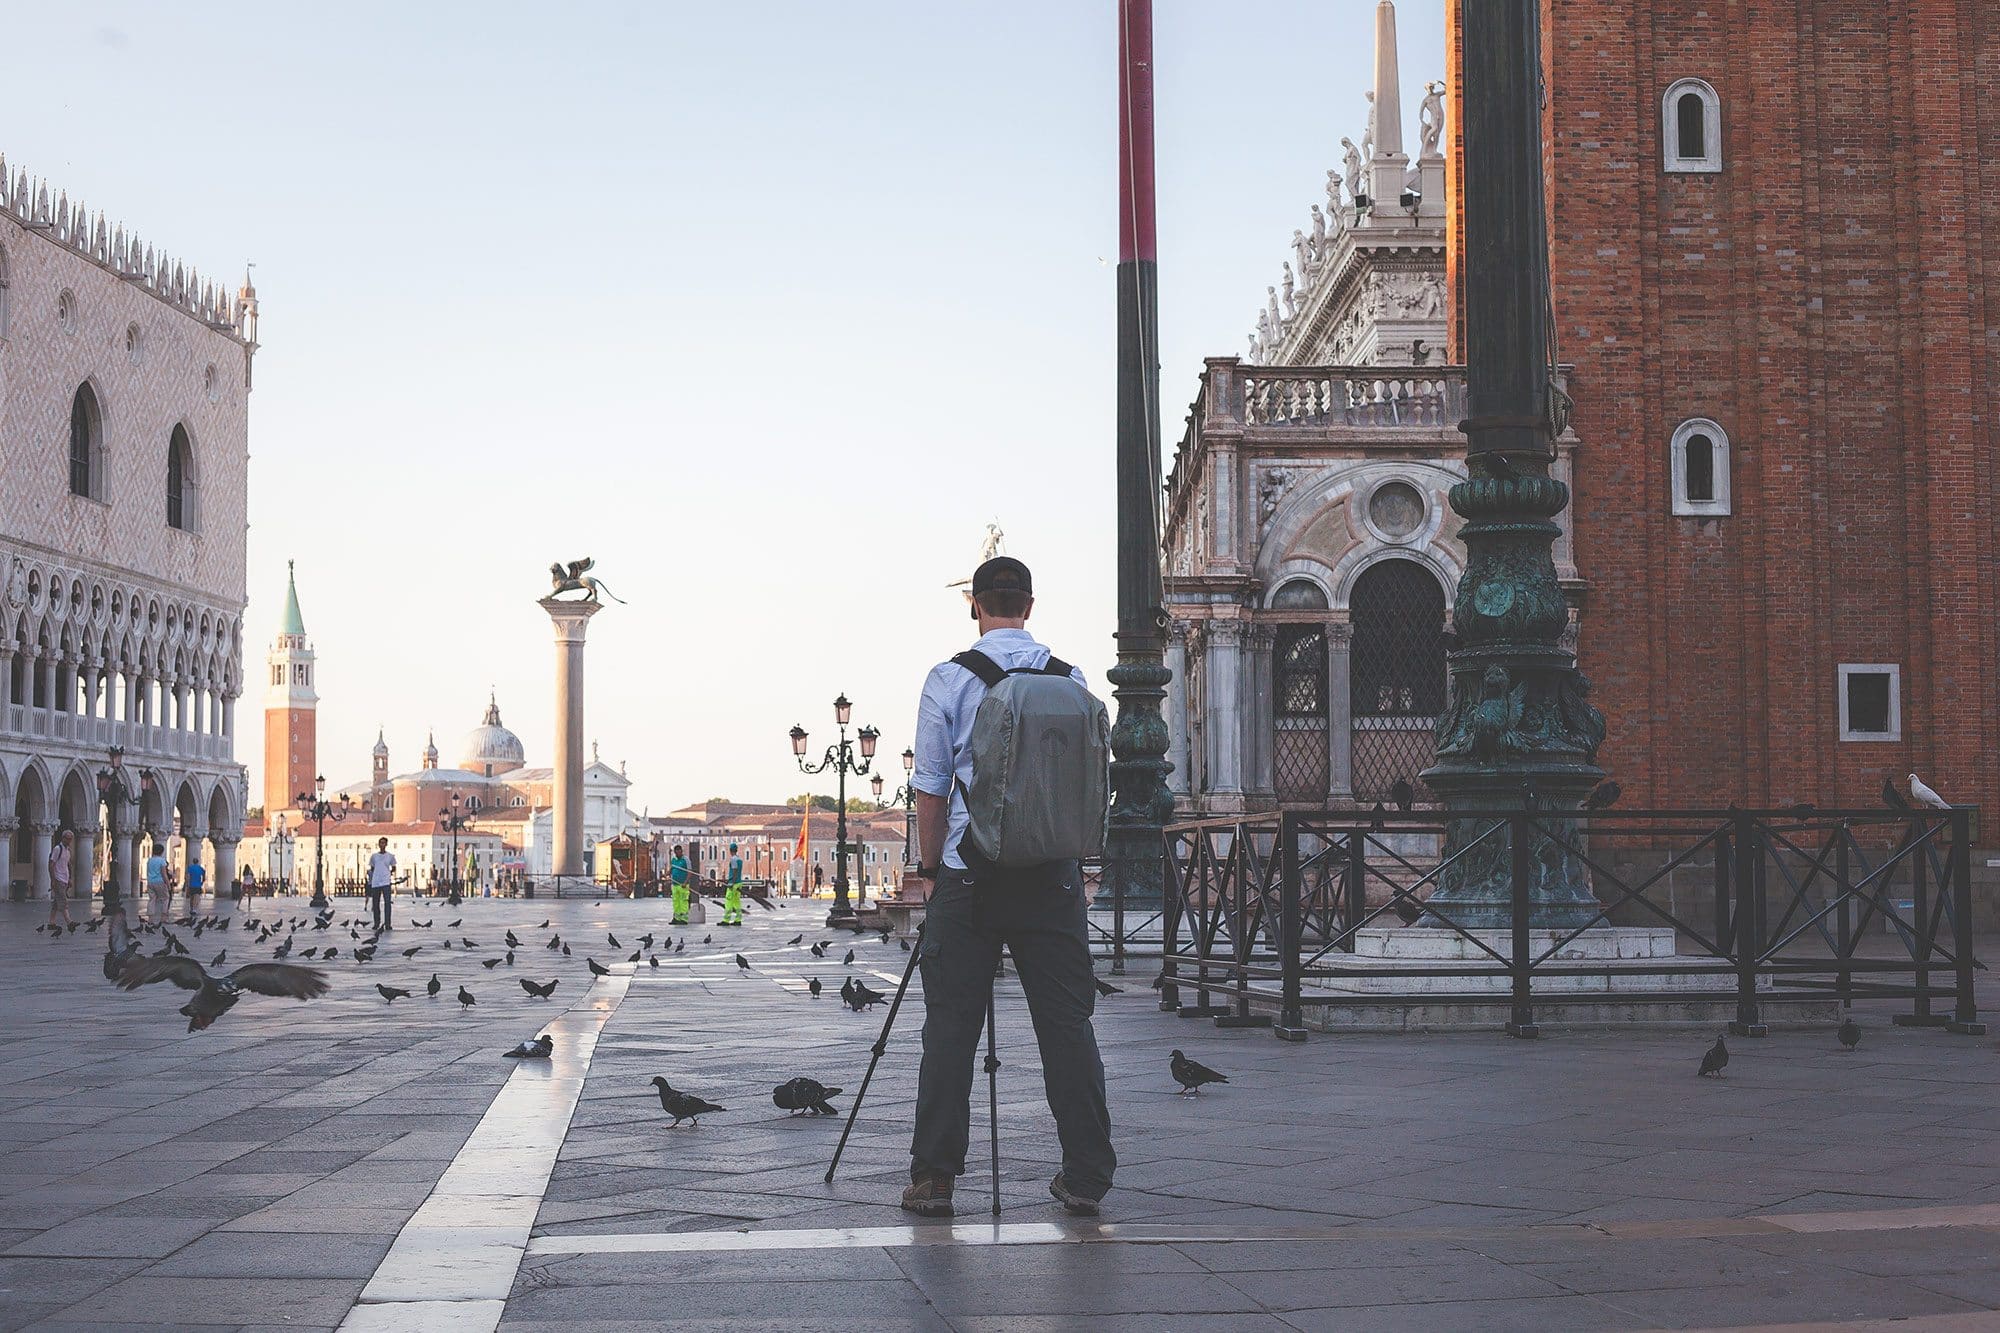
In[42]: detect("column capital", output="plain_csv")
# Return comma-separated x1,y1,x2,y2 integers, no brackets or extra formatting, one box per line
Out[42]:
27,820,61,836
210,832,242,848
539,596,604,644
1326,621,1355,646
0,816,17,834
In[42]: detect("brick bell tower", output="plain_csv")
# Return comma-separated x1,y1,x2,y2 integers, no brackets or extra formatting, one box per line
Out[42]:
263,561,318,818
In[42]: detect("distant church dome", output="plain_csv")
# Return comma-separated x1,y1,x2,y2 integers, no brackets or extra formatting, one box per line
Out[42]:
460,692,526,775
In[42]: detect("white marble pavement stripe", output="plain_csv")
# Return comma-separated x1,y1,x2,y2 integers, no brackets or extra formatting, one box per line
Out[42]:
339,971,632,1333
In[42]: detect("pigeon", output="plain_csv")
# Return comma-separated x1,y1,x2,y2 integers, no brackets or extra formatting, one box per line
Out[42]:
505,951,515,966
1583,780,1622,811
810,942,827,958
210,949,227,967
505,930,522,949
401,946,423,958
482,958,502,970
1883,778,1912,811
587,958,610,977
650,1077,724,1126
376,984,411,1004
772,1077,843,1116
735,954,750,972
787,934,804,946
843,949,855,966
1170,1049,1228,1095
808,976,822,998
300,946,319,959
647,954,659,968
521,977,559,998
539,919,549,929
458,986,476,1010
626,951,640,963
447,919,462,927
844,980,887,1011
1838,1018,1861,1051
1391,895,1422,926
546,935,562,950
117,957,330,1032
503,1034,554,1059
900,938,911,952
427,973,441,998
1698,1034,1729,1077
322,947,339,962
608,933,620,947
1093,978,1122,996
1910,773,1950,810
673,939,684,954
639,933,655,949
101,917,144,982
1390,778,1415,812
461,938,479,950
562,944,571,956
704,934,713,945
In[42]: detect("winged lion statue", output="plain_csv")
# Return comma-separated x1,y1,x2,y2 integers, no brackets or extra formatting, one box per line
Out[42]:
548,557,624,604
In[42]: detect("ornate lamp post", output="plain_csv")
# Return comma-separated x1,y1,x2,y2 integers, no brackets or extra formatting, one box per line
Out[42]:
789,694,878,925
1419,0,1606,928
94,746,155,916
268,813,296,892
439,791,471,906
295,774,350,910
870,746,918,872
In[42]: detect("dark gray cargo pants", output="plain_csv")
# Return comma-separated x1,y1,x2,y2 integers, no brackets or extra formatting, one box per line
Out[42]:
910,861,1115,1200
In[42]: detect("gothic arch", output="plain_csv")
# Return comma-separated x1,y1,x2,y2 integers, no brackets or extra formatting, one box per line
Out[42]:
1330,543,1462,616
1255,460,1467,605
13,759,52,825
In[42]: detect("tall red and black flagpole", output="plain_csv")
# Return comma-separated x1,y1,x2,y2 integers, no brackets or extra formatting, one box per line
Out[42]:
1105,0,1173,911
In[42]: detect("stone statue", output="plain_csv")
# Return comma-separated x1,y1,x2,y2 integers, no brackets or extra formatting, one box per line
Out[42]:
1281,263,1297,319
1291,228,1311,277
1340,139,1365,202
1363,91,1377,160
1420,81,1446,159
1265,285,1282,336
1325,170,1343,219
1310,204,1328,257
548,557,625,604
979,522,1006,563
1255,307,1273,350
1246,332,1261,362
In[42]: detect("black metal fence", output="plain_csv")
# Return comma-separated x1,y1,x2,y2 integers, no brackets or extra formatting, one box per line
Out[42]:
1161,808,1986,1039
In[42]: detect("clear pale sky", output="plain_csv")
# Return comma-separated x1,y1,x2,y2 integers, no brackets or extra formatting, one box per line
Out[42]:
5,1,1444,814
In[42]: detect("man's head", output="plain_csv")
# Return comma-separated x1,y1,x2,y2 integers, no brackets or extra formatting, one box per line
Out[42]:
673,844,684,856
969,556,1034,629
377,837,389,851
58,829,72,847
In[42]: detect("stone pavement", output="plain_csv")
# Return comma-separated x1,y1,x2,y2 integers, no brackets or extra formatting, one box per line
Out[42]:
0,892,1994,1331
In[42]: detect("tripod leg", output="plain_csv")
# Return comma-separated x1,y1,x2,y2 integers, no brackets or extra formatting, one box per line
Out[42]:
985,984,1001,1217
826,923,925,1184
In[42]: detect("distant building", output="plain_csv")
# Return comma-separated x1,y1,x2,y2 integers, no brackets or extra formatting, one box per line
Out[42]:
0,152,259,898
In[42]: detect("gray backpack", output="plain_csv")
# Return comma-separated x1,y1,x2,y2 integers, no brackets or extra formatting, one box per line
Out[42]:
952,650,1110,867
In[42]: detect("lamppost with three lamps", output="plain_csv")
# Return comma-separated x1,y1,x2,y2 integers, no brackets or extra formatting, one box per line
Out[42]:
438,791,471,905
789,693,878,925
870,746,918,877
296,775,350,910
94,746,156,916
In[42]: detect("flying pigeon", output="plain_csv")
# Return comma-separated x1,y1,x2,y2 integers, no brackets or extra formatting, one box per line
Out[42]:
1909,773,1950,810
649,1076,724,1126
1698,1034,1729,1077
457,985,476,1010
521,977,559,998
118,957,330,1032
427,973,441,998
376,983,411,1004
503,1034,554,1059
1837,1018,1861,1051
772,1077,843,1116
1170,1049,1228,1096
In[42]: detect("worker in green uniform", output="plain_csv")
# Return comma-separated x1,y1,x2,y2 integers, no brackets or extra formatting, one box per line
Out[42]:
723,843,745,926
670,844,691,925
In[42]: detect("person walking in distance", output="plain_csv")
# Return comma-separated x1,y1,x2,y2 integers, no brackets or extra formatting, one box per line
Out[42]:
722,843,745,926
901,555,1115,1219
367,837,397,931
184,853,206,909
669,844,691,925
47,829,75,929
144,840,171,922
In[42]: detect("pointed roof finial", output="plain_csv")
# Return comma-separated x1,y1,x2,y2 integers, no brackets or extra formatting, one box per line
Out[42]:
1371,0,1406,160
280,560,306,636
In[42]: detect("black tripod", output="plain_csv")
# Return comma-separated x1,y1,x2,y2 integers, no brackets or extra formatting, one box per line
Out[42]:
825,923,1005,1217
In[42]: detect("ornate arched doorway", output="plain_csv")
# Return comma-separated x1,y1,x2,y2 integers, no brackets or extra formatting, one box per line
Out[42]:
1348,558,1447,802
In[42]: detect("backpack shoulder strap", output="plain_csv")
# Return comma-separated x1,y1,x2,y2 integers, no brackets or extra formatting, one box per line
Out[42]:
950,650,1008,688
1039,656,1077,679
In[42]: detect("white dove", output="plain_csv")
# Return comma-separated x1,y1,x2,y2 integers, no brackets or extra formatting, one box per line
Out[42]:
1909,773,1951,810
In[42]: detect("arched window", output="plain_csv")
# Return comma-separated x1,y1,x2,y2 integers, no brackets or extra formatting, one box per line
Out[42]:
166,425,197,530
1273,625,1329,802
1349,559,1447,803
1663,79,1722,173
68,383,103,499
1670,418,1732,516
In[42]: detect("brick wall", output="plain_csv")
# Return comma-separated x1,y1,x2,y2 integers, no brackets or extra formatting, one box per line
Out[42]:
1450,0,2000,817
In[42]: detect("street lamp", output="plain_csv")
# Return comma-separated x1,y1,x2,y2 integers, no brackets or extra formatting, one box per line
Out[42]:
94,745,155,916
295,774,350,910
789,696,878,924
870,747,919,870
268,812,296,893
438,791,471,906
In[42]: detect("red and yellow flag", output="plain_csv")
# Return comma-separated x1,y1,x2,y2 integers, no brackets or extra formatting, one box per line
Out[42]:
794,804,809,862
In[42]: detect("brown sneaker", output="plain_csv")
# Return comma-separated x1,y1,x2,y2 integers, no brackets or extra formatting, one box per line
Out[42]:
1049,1174,1102,1216
900,1169,955,1218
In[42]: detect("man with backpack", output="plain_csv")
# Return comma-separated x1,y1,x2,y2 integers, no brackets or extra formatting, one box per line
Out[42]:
901,556,1115,1219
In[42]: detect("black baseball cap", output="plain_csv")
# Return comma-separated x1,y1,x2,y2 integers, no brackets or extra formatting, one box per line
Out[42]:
970,556,1032,597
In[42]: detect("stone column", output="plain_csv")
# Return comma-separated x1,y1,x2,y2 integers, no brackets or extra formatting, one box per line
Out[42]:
1245,625,1277,803
1203,620,1245,810
73,824,99,901
116,828,141,900
0,818,15,896
1327,622,1355,801
1163,623,1191,800
27,822,54,898
213,834,240,902
539,597,602,878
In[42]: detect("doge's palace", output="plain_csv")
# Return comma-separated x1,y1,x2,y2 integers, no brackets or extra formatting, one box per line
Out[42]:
0,153,258,902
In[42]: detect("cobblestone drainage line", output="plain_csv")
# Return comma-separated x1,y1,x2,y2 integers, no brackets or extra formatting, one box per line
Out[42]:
338,970,632,1333
522,1201,2000,1258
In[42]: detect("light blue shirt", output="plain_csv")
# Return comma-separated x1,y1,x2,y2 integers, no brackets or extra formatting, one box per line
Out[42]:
912,627,1087,870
